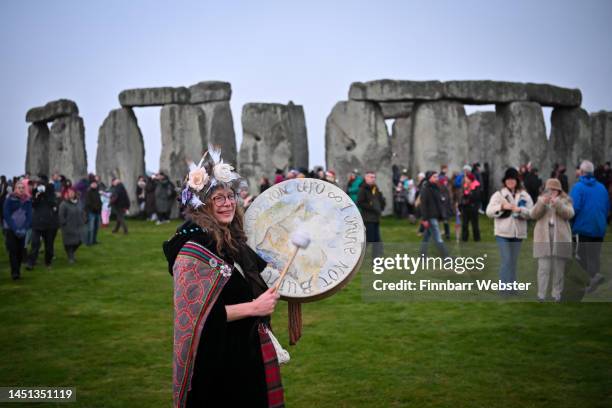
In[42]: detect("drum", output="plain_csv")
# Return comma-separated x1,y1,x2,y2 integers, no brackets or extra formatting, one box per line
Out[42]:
244,178,366,302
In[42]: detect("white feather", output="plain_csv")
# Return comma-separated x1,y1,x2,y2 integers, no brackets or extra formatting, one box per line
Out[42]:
197,151,208,169
208,144,222,164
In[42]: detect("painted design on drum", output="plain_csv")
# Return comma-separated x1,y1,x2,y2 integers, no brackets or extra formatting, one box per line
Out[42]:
244,178,366,301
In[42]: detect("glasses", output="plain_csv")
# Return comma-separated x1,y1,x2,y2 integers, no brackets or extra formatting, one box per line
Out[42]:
211,193,236,206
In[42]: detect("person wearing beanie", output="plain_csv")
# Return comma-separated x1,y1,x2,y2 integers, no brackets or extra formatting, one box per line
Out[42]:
570,160,610,294
486,167,534,292
530,178,574,301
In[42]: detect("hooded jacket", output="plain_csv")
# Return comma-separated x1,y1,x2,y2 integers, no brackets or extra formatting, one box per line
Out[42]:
570,175,610,238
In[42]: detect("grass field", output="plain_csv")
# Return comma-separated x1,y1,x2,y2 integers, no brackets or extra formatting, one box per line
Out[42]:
0,216,611,407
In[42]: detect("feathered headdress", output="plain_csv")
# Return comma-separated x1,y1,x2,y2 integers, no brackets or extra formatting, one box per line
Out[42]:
180,145,243,209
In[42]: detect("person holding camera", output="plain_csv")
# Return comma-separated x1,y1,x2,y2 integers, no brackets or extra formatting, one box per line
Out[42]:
486,168,533,291
530,179,574,301
27,176,59,270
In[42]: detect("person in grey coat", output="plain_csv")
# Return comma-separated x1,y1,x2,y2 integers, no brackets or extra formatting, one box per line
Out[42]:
59,188,84,263
155,173,175,224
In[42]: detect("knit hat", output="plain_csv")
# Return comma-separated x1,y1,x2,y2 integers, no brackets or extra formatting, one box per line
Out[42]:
544,178,562,192
502,167,520,183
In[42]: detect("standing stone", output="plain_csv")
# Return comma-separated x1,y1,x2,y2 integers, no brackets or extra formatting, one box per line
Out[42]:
25,122,50,177
411,101,469,176
239,103,309,193
239,104,290,192
48,115,88,183
467,111,497,165
287,101,309,170
467,111,498,197
590,111,612,166
197,101,237,166
159,104,207,186
325,100,392,215
390,116,412,171
96,108,146,214
550,107,592,186
494,102,548,191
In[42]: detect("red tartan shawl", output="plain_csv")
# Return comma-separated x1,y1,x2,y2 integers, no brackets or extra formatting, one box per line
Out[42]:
173,241,232,408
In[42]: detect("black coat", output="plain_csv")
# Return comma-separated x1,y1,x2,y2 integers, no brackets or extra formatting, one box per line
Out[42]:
111,183,130,210
439,185,453,219
84,188,102,214
460,185,482,208
523,172,542,203
145,179,157,215
419,181,445,220
357,183,386,223
31,184,59,230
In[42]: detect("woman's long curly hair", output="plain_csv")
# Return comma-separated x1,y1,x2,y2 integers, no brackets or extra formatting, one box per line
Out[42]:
185,185,247,259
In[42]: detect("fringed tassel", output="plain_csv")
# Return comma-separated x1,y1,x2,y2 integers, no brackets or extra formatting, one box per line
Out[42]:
288,301,302,345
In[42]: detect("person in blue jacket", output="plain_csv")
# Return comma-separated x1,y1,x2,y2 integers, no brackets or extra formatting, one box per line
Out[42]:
570,160,611,293
3,180,32,280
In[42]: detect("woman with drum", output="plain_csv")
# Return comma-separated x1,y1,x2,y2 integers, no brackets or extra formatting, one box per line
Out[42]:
163,147,284,408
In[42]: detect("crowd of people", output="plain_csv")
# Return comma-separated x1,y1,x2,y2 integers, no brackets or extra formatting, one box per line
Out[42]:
1,172,135,280
380,159,610,301
3,159,611,300
271,160,611,301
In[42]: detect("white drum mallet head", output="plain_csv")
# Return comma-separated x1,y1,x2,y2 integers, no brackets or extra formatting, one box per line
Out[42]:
274,228,311,291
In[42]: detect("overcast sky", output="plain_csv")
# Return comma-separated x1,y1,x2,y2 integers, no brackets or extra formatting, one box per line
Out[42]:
1,0,611,178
